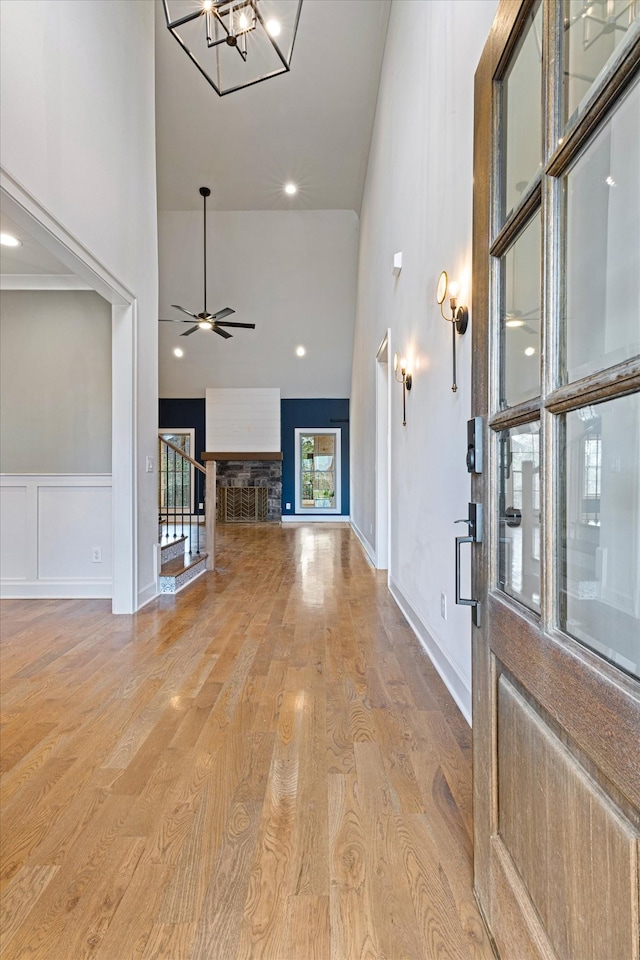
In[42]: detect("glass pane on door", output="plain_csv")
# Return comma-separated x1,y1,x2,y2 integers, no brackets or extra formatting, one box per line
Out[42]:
561,393,640,680
501,1,544,221
563,0,640,126
500,212,542,408
498,421,541,612
563,78,640,383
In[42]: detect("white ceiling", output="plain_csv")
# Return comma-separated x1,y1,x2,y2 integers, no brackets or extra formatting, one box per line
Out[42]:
0,213,74,278
155,0,391,212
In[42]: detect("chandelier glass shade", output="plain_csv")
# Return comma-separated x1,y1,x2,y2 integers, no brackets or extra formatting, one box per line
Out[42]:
162,0,303,97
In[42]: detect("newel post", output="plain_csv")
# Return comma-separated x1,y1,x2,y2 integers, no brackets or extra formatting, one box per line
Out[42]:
205,459,216,571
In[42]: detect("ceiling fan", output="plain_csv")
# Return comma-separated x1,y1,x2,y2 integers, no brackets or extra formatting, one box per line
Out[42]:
159,186,256,339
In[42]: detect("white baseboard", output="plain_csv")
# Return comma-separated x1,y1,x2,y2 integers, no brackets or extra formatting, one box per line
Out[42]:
350,519,376,567
281,515,350,523
137,579,159,610
0,580,112,600
389,576,472,726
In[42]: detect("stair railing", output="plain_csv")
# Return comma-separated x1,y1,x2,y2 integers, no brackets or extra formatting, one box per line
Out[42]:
158,436,206,556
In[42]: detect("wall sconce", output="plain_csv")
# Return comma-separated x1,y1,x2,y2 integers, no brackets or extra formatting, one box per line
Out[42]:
437,271,469,393
394,353,412,426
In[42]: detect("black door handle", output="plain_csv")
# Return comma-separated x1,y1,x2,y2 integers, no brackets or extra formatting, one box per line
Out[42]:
454,503,482,627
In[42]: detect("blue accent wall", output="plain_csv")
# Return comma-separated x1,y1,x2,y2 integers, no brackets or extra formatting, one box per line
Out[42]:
281,399,350,517
159,397,349,518
158,398,206,465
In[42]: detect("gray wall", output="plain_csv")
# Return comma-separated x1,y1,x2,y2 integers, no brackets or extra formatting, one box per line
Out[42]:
0,290,112,473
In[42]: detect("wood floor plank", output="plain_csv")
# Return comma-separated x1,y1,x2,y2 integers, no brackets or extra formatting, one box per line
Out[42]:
285,894,330,960
0,523,493,960
190,801,261,959
328,771,382,960
353,740,425,959
236,756,298,958
93,863,172,960
0,864,59,951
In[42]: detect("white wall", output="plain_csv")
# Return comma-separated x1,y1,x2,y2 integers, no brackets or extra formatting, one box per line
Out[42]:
350,0,499,722
158,210,357,398
0,0,159,608
1,291,112,473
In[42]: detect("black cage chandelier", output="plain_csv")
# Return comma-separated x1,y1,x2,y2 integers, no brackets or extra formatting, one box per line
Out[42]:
163,0,303,97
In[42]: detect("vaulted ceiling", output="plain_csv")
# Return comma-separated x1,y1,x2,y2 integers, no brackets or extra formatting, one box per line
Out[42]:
155,0,391,212
1,0,391,277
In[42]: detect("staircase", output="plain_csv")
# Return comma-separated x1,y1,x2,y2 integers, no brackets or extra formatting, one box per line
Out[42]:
159,533,207,594
158,435,208,594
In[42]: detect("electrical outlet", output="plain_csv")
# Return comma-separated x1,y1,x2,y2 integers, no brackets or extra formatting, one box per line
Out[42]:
199,502,204,510
440,592,447,620
92,547,102,563
285,502,291,510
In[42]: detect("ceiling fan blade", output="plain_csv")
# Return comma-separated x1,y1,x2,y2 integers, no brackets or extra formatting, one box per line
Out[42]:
215,321,256,329
171,304,199,319
213,325,233,339
180,325,200,337
159,317,193,324
211,307,235,321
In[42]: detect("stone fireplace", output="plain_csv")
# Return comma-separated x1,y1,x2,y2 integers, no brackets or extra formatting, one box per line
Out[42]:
202,452,282,523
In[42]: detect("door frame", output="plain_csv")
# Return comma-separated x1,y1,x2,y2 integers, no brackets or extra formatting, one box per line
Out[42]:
375,331,391,571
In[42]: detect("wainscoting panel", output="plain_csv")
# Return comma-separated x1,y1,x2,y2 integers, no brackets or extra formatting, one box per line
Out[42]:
0,475,112,598
0,484,28,580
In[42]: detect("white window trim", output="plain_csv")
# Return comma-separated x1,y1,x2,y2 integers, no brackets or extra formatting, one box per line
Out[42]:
294,428,342,514
158,428,196,516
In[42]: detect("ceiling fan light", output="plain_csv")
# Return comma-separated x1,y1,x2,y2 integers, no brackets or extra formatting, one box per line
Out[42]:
199,320,213,330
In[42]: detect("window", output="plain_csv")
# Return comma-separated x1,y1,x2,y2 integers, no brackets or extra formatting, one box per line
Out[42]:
294,429,341,514
158,428,195,515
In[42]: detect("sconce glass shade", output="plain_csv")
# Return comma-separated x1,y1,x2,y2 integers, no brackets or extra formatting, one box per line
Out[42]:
163,0,303,97
436,270,448,305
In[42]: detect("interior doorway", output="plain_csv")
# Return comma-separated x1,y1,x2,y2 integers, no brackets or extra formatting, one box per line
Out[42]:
375,331,391,571
1,175,138,614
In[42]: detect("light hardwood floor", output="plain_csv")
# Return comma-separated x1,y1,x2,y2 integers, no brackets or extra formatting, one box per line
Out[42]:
0,523,495,960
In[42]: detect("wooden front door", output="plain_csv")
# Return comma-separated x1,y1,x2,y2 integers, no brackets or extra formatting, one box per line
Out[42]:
471,3,640,958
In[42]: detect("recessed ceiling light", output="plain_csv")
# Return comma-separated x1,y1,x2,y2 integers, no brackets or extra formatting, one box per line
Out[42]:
0,233,22,247
284,182,297,196
266,18,281,37
296,345,306,357
525,347,536,356
174,347,184,358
